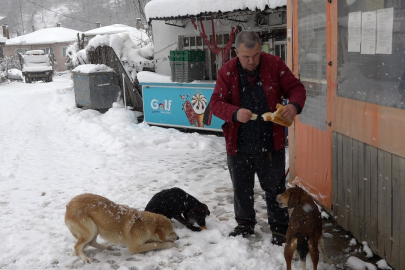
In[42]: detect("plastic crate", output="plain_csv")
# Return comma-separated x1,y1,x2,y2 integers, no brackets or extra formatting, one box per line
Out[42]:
170,50,205,62
169,51,184,61
183,62,205,81
170,51,206,82
170,61,185,82
183,50,205,62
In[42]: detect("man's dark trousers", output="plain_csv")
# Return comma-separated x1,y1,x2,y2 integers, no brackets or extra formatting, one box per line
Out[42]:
227,149,288,234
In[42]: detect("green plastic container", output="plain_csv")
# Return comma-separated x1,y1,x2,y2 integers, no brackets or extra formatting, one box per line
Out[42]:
170,50,206,82
170,51,185,61
183,50,205,62
170,50,205,61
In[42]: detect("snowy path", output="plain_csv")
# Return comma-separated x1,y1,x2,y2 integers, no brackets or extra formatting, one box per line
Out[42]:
0,74,335,270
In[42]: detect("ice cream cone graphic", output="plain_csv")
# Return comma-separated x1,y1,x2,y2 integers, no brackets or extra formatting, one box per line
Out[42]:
196,113,204,127
182,100,197,125
191,93,207,127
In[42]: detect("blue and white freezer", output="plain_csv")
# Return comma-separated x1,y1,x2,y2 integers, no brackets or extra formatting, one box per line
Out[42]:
140,82,224,132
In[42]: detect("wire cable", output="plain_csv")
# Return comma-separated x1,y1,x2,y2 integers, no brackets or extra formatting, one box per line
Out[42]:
25,0,98,24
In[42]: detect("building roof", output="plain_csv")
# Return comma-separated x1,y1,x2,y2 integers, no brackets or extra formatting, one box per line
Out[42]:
84,24,149,45
0,36,7,44
5,27,81,46
145,0,286,21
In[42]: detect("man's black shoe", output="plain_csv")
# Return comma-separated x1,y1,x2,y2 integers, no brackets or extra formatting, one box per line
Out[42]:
271,231,286,246
229,225,254,238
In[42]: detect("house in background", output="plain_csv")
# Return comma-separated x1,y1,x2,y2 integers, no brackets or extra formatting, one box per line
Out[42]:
2,24,150,72
2,24,81,71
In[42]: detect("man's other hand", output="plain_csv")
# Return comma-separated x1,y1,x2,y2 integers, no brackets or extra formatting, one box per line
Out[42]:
281,104,297,120
237,108,253,123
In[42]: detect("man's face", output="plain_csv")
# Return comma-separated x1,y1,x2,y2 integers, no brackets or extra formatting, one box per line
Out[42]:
235,42,261,72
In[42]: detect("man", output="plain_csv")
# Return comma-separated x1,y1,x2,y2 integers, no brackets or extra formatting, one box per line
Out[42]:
210,31,306,245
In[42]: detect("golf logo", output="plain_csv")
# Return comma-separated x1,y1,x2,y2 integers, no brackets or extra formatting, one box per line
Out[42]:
151,99,172,114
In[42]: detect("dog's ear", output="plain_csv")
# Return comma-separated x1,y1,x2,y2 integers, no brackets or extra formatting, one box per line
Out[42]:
288,189,301,208
156,227,166,242
203,204,210,216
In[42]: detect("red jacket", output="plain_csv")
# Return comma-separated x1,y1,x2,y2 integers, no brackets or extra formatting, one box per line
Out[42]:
210,53,306,155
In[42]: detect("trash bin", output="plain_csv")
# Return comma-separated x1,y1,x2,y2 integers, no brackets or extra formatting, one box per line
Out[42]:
73,68,121,111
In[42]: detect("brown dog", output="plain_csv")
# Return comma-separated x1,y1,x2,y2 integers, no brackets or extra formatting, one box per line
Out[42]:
277,186,332,270
65,193,179,263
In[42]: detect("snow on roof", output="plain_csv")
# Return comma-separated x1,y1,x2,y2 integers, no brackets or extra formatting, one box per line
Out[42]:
145,0,286,20
0,36,6,44
72,64,115,74
84,24,149,45
5,27,81,46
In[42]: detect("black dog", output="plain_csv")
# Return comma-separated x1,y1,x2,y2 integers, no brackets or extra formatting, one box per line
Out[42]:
145,187,210,231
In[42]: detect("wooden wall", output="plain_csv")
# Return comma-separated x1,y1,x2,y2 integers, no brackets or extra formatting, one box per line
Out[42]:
332,132,405,269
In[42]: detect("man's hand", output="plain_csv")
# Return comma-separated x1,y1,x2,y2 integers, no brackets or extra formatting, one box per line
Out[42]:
237,108,253,123
281,104,297,120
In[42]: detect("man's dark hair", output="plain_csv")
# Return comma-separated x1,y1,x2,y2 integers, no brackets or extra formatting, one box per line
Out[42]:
235,31,261,50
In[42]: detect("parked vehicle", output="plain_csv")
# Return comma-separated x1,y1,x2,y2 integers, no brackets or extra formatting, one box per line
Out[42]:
19,50,53,83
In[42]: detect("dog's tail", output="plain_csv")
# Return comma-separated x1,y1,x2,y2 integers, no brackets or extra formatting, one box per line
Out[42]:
296,237,309,261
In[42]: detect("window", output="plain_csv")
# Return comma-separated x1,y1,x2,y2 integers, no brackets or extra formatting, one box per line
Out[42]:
224,34,230,44
190,36,196,47
197,36,202,46
183,37,189,48
274,42,287,63
337,1,405,110
297,0,328,131
61,47,68,57
216,34,223,45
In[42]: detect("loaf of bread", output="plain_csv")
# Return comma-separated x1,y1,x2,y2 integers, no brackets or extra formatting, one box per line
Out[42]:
262,103,294,127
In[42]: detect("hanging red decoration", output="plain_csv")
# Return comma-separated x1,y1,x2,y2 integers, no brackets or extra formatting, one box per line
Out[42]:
191,20,236,64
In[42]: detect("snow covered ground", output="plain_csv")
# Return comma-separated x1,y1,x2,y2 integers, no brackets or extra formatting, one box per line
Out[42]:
0,73,337,270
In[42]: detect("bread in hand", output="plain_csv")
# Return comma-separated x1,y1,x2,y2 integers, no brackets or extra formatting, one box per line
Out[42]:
262,103,294,127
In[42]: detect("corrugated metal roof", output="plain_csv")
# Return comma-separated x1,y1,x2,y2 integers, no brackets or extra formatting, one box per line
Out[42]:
145,0,286,21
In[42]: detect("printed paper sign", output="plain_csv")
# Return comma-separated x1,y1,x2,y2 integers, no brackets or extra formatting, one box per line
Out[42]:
376,7,394,54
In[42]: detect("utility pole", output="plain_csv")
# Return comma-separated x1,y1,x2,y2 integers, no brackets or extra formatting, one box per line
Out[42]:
20,4,25,34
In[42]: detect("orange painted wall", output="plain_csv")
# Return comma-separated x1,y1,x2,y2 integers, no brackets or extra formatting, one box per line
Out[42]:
333,97,405,158
294,123,332,207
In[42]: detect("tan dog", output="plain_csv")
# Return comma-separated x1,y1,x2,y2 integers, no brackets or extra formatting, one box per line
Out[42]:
65,193,179,263
277,186,332,270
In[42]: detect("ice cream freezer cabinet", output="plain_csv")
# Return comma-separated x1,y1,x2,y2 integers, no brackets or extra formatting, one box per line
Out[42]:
140,82,224,132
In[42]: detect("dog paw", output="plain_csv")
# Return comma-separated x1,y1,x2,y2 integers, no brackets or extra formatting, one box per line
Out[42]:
188,226,202,232
165,242,175,248
80,256,93,263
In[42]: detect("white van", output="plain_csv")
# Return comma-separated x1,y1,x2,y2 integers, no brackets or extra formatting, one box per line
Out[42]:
19,50,53,83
